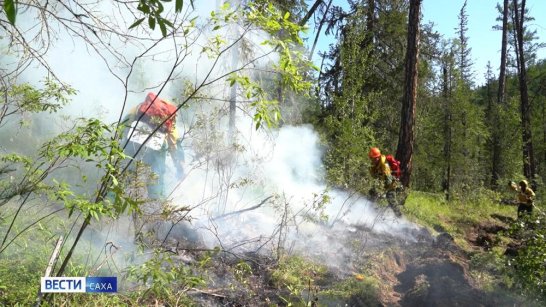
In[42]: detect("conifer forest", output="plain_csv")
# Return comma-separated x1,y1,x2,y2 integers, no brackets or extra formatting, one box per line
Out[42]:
1,0,546,306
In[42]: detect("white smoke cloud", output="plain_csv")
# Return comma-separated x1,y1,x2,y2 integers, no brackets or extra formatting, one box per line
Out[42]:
2,0,425,275
168,117,424,269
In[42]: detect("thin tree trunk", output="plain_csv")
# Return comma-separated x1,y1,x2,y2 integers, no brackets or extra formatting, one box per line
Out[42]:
310,0,333,59
497,0,509,105
513,0,536,183
491,0,509,188
442,64,452,200
299,0,324,26
228,25,239,140
396,0,421,188
485,67,495,188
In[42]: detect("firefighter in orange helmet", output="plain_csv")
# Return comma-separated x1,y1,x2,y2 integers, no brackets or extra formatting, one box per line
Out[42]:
368,147,401,217
368,147,395,190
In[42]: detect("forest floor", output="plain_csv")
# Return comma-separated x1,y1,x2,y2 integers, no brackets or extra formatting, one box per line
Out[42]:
155,206,536,307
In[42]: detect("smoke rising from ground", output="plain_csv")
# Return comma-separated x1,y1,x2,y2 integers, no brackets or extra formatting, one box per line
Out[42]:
2,1,423,277
168,118,423,268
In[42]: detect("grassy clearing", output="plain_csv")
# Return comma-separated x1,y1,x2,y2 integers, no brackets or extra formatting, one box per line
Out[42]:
403,190,516,245
269,255,381,306
269,255,328,304
0,202,197,306
403,189,546,304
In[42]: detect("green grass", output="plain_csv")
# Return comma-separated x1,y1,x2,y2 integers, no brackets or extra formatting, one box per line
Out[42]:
269,255,382,306
403,190,516,245
0,202,198,306
319,277,380,306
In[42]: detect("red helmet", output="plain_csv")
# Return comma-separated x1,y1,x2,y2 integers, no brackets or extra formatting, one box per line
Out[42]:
368,147,381,159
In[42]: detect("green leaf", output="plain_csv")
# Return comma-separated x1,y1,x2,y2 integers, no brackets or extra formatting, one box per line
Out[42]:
148,16,156,30
4,0,17,25
175,0,183,12
110,174,118,186
159,20,167,37
284,11,290,20
129,18,145,30
139,3,150,14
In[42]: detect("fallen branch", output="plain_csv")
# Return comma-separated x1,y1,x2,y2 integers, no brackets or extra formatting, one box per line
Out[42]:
212,196,273,221
35,236,64,307
187,287,227,298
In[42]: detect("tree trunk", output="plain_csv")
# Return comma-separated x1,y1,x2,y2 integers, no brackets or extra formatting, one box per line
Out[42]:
310,0,333,59
395,0,421,188
299,0,324,26
497,0,509,105
442,64,452,200
491,0,509,188
228,0,240,140
513,0,536,184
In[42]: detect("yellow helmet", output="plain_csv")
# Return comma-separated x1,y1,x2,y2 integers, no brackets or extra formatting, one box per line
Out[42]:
519,180,528,187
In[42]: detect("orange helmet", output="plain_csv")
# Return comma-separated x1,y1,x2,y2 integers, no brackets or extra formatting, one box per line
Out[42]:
368,147,381,159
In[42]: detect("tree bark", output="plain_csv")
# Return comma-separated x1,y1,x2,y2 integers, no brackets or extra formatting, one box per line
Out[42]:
299,0,324,26
309,0,333,59
395,0,421,188
491,0,509,188
513,0,536,184
442,63,452,200
497,0,509,105
228,0,240,140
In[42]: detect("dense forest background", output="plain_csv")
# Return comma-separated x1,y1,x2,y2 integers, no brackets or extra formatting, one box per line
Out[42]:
1,0,546,305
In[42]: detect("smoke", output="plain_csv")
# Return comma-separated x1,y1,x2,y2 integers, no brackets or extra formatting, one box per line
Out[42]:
1,0,424,278
166,116,424,269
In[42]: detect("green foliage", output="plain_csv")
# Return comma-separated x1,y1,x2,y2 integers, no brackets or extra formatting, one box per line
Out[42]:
130,0,193,37
0,206,68,305
126,249,204,301
234,260,253,286
449,79,489,190
505,214,546,300
316,22,377,191
404,191,514,240
228,74,281,129
0,79,74,126
270,255,327,304
413,95,446,191
469,251,509,291
2,0,16,24
36,118,140,218
0,245,47,304
0,153,37,205
320,277,380,306
206,2,314,130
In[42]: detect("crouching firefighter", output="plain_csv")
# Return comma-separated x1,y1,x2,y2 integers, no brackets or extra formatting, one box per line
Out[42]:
368,147,404,217
122,92,185,199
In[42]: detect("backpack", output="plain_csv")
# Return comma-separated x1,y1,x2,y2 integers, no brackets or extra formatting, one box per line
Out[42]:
386,154,402,179
138,92,177,133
